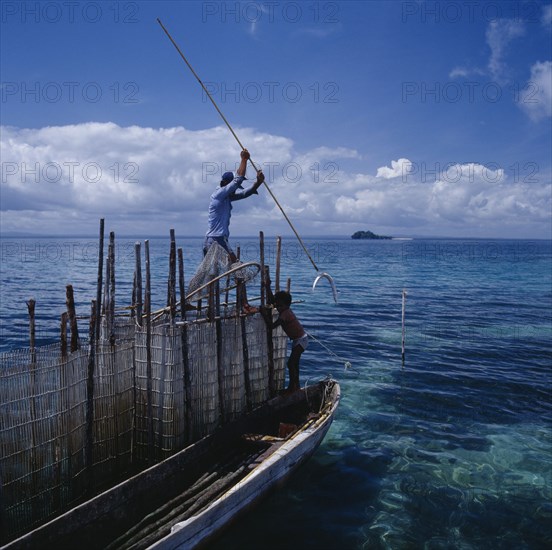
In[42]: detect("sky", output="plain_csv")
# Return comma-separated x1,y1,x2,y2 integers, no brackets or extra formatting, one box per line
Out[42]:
1,0,551,239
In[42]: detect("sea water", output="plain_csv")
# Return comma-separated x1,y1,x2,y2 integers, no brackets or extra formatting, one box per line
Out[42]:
1,236,551,549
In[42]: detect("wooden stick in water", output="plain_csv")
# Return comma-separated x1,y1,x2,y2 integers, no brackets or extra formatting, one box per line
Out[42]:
85,299,97,494
168,229,177,321
66,285,79,352
27,298,36,363
95,219,104,341
178,247,186,321
131,271,137,319
134,242,143,326
108,231,116,345
275,236,282,293
401,289,407,366
60,311,68,358
145,239,154,463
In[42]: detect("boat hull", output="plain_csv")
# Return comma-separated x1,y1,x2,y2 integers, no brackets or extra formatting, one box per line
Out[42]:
4,379,340,550
152,381,339,549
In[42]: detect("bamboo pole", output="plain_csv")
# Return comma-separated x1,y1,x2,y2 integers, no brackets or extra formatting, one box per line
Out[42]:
112,461,248,549
235,281,242,318
27,298,36,362
145,240,154,463
264,265,274,305
95,219,105,341
105,461,237,549
266,321,275,398
157,325,168,460
66,285,79,352
131,271,137,320
157,19,323,274
180,320,192,445
108,231,116,345
260,235,275,396
131,242,142,467
402,289,407,366
103,242,111,317
59,311,73,503
85,299,97,495
275,236,282,292
26,298,38,522
177,247,186,321
107,232,120,466
60,311,68,358
212,281,225,424
167,229,177,322
240,296,252,411
134,242,143,326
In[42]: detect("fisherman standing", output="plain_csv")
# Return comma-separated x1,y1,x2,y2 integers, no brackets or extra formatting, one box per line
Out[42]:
203,149,264,262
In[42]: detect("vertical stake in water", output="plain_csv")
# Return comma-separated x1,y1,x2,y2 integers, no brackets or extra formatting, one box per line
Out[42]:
66,285,79,352
275,236,282,293
144,239,154,463
167,228,177,322
134,242,143,326
401,289,407,366
177,247,186,321
85,299,97,494
27,299,36,363
95,219,105,342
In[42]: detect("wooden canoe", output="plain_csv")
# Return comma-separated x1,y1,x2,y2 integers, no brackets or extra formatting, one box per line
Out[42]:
5,379,340,550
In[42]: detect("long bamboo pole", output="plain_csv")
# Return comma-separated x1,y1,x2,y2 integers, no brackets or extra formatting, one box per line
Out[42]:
157,18,338,303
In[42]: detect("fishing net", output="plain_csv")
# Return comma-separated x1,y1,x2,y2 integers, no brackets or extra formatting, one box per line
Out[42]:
186,242,260,302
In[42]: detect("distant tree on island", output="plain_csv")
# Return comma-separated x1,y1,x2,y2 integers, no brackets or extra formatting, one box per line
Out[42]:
351,230,392,240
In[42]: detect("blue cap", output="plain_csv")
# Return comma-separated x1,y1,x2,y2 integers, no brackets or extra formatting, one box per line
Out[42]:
221,171,234,183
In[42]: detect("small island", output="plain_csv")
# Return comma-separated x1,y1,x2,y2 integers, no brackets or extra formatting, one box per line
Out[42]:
351,230,392,240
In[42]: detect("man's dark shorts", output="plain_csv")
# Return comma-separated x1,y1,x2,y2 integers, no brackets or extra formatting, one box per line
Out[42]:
203,236,233,256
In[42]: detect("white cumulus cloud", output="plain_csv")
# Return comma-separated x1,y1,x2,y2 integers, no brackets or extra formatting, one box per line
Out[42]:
1,124,550,239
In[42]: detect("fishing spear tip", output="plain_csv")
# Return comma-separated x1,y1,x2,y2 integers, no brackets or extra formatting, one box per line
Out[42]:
312,271,338,304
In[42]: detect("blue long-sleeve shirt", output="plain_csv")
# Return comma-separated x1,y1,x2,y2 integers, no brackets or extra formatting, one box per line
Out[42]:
205,176,258,238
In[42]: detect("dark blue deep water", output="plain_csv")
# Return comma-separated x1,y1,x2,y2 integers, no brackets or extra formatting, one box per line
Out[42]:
1,236,551,548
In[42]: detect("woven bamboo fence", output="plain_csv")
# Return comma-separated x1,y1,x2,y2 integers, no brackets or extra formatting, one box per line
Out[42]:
0,225,293,543
0,314,286,542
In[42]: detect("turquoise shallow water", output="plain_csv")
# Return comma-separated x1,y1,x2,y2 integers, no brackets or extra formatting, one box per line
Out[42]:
1,236,551,548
